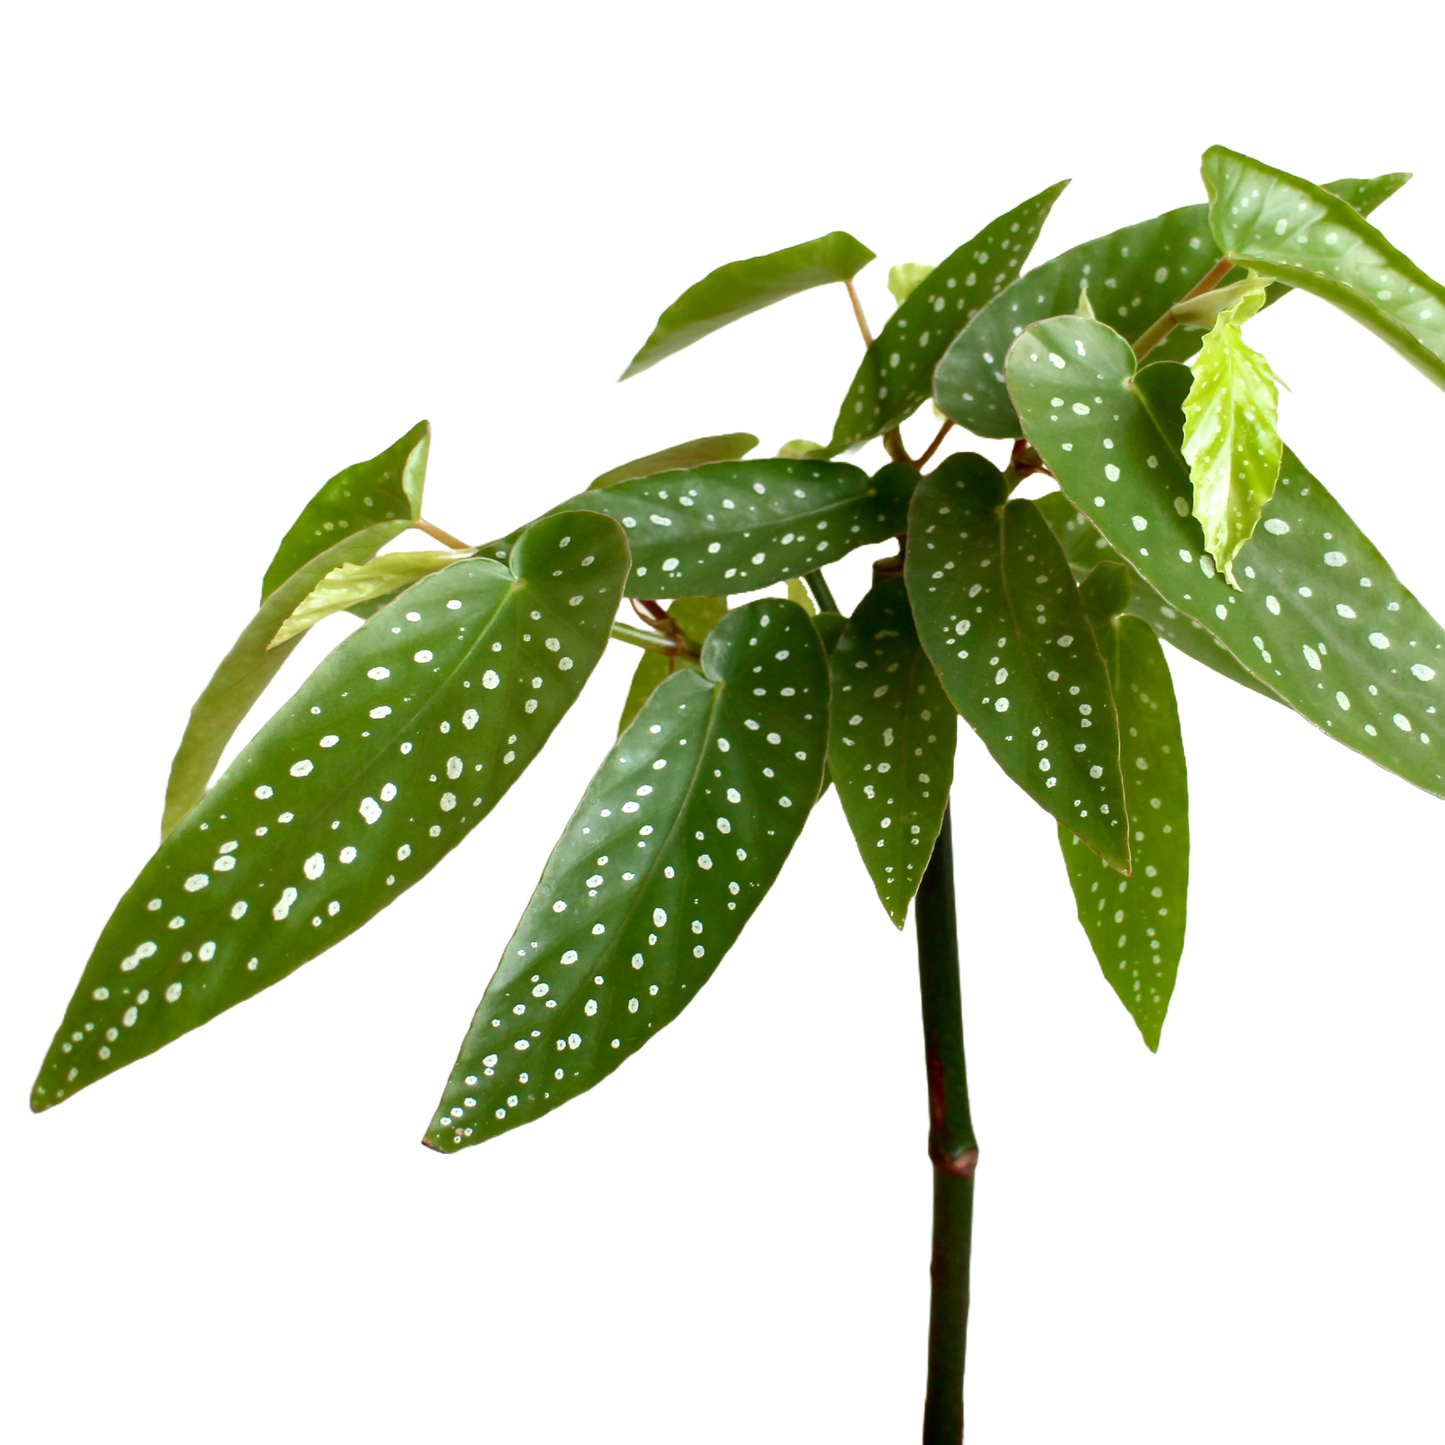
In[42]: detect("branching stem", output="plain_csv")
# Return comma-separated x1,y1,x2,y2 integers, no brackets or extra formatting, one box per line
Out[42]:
415,517,470,550
610,621,694,658
1131,256,1235,364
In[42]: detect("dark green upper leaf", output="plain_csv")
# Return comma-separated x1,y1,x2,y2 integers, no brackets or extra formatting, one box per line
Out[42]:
33,512,629,1112
906,453,1129,870
426,598,828,1151
590,434,759,489
620,232,875,380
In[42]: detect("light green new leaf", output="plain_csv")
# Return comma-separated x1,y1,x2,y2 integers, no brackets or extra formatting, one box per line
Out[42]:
621,232,875,380
1058,563,1188,1052
615,597,727,735
261,421,430,602
889,263,935,306
590,433,758,489
425,598,828,1151
270,549,473,648
828,181,1068,455
935,174,1407,438
1180,285,1284,588
1204,147,1445,390
906,453,1129,870
32,512,629,1112
829,572,956,926
1006,316,1445,798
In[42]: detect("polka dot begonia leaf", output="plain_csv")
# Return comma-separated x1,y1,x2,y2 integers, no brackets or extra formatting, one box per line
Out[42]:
906,452,1129,871
1057,563,1188,1053
829,572,956,928
32,511,629,1113
1006,316,1445,798
426,598,827,1151
826,180,1068,456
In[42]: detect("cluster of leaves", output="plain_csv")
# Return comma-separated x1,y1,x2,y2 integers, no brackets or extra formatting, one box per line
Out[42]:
36,146,1445,1149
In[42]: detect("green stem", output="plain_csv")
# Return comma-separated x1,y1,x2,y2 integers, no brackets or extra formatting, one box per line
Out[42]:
610,621,693,657
915,807,977,1444
803,569,839,615
1131,255,1234,363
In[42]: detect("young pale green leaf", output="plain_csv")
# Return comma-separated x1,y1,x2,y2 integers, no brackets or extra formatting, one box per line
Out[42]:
1180,285,1284,588
269,549,472,648
1035,492,1276,700
1058,563,1188,1052
260,421,430,602
829,572,956,926
935,174,1407,438
905,453,1129,870
620,232,875,380
32,512,629,1113
827,181,1068,455
425,599,828,1152
888,262,935,306
1203,147,1445,390
590,433,758,489
777,439,825,459
1006,317,1445,798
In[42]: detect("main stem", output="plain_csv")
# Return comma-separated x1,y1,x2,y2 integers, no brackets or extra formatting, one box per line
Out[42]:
915,808,978,1444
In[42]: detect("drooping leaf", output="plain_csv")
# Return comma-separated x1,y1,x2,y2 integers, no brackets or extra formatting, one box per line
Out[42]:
1035,491,1276,700
829,571,956,926
1203,147,1445,391
1057,563,1188,1052
935,174,1408,438
425,598,828,1151
1006,317,1445,798
888,263,935,306
260,421,430,602
269,549,473,648
1180,284,1284,588
827,181,1068,455
906,453,1129,870
32,512,629,1112
620,232,875,380
590,433,758,489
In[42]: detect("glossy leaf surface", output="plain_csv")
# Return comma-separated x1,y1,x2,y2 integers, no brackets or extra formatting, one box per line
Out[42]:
1058,564,1188,1051
1007,318,1445,797
621,232,875,379
936,175,1407,438
1204,147,1445,390
426,599,828,1151
906,453,1129,868
828,181,1067,454
260,422,430,602
33,512,629,1111
590,433,758,489
830,572,956,926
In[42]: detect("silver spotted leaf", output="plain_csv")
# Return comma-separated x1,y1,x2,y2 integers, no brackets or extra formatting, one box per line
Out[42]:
934,174,1407,439
905,453,1129,870
32,511,629,1112
590,433,758,489
1006,316,1445,798
1035,491,1276,701
1058,563,1188,1052
829,571,956,927
508,458,916,598
827,181,1067,454
425,598,828,1151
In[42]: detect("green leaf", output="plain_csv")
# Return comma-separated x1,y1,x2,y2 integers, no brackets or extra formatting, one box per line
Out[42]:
1006,316,1445,798
906,453,1130,870
777,439,826,459
269,549,473,648
935,174,1407,439
1180,285,1284,588
1058,563,1188,1052
163,520,413,838
1203,147,1445,390
590,433,758,489
620,232,875,380
32,512,629,1112
829,571,956,926
614,598,726,735
810,609,847,800
425,598,828,1151
1035,491,1277,701
827,181,1068,455
260,421,430,602
888,262,935,306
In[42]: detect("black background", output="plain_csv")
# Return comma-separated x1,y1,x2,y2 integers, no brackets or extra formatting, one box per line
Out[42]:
19,109,1433,1433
